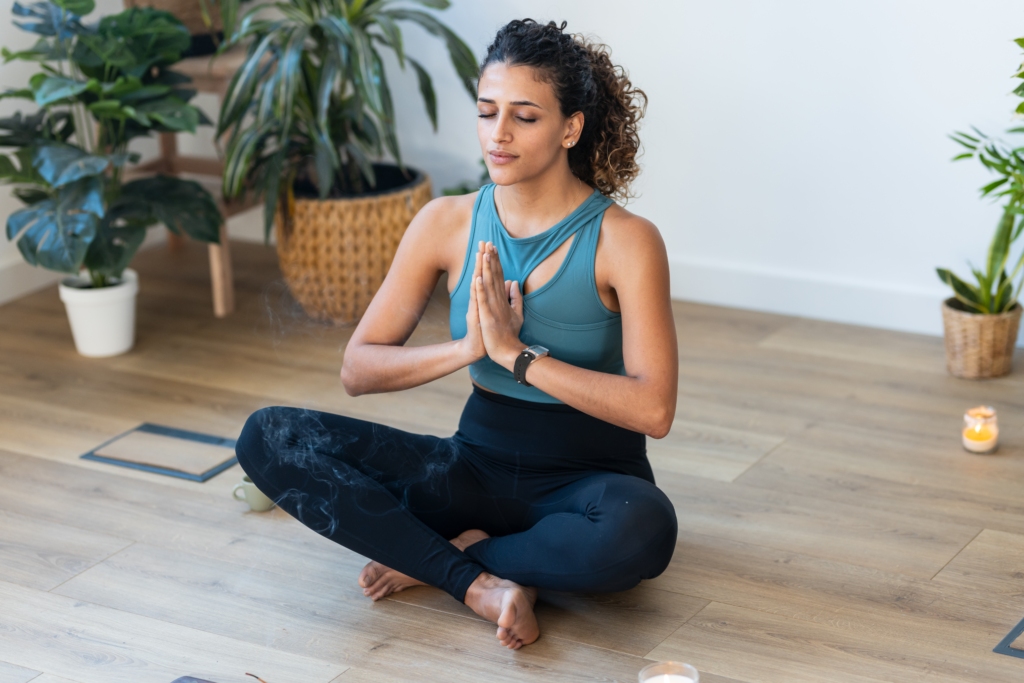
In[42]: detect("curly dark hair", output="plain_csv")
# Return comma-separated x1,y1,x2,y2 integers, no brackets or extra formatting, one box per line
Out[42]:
480,19,647,202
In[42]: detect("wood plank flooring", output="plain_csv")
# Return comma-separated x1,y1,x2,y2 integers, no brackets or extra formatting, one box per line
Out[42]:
1,239,1023,682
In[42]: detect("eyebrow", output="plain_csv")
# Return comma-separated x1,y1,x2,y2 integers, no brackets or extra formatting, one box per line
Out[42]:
477,97,543,109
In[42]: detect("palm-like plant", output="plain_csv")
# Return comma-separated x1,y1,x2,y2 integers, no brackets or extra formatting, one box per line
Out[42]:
215,0,478,239
938,35,1024,315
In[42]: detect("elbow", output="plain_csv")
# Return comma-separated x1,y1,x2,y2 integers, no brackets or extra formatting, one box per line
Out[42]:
340,359,363,397
646,406,674,440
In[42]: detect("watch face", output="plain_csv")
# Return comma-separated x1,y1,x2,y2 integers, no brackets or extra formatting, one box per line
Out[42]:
528,345,549,355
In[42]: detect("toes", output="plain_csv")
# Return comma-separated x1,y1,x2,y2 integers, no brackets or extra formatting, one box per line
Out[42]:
359,564,379,588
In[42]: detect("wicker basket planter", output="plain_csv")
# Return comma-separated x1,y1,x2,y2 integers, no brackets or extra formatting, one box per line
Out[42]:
941,297,1022,379
275,165,432,325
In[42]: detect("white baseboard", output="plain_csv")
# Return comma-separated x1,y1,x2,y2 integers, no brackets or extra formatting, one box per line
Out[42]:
667,255,1024,348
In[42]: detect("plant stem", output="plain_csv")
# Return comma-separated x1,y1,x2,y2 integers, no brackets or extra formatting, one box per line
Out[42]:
89,270,107,288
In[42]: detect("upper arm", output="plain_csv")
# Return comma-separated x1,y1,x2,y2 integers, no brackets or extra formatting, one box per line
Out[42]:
345,194,469,351
604,209,678,426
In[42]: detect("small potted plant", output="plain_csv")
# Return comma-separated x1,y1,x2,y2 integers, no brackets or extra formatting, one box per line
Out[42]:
1,0,223,357
940,127,1024,378
215,0,478,324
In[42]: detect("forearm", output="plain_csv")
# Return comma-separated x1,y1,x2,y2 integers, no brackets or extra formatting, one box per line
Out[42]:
342,338,475,396
494,349,673,438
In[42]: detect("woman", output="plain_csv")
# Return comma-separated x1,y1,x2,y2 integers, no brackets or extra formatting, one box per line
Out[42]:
235,18,679,651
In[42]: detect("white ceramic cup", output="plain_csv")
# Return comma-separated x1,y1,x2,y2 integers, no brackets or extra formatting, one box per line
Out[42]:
232,475,275,512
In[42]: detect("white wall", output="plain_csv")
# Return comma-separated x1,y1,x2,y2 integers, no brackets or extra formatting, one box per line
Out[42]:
382,0,1024,343
3,0,1024,346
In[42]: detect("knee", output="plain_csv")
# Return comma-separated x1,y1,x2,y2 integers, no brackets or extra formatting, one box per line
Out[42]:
236,406,292,470
600,482,678,579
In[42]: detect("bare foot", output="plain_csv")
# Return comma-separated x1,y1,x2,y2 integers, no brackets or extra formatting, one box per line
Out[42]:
358,529,491,601
464,572,540,650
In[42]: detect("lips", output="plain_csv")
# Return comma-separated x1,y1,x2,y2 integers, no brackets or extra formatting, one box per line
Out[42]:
488,150,517,165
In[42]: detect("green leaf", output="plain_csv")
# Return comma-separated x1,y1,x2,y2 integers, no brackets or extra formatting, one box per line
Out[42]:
344,140,376,187
53,0,95,16
371,46,400,168
951,153,973,161
120,175,222,242
949,135,977,151
408,56,437,131
6,176,105,274
937,267,986,311
32,142,109,188
386,8,478,99
133,96,200,132
980,177,1009,196
375,14,404,68
351,25,384,116
33,75,98,106
82,217,147,281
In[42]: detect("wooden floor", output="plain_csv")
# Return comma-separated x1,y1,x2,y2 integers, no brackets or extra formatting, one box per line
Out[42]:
1,240,1023,683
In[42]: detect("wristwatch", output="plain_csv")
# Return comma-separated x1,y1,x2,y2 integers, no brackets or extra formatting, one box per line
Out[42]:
514,345,549,387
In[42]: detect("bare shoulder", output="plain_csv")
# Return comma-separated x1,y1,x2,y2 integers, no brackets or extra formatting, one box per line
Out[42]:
598,203,668,282
410,192,477,237
402,192,478,270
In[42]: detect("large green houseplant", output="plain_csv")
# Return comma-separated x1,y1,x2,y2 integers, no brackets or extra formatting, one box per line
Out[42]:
938,36,1024,378
213,0,477,322
1,0,223,355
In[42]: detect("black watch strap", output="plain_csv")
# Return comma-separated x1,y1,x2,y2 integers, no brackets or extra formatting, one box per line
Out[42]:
514,349,535,387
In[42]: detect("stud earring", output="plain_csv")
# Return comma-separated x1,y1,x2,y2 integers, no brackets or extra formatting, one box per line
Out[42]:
568,140,575,147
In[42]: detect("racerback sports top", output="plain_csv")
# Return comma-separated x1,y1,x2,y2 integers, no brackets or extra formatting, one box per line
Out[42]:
449,183,624,403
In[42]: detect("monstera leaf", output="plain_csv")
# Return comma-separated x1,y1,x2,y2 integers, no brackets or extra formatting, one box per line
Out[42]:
6,174,104,273
119,175,221,242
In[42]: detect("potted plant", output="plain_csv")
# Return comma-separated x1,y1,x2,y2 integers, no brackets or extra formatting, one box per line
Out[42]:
215,0,478,324
1,0,223,357
940,49,1024,379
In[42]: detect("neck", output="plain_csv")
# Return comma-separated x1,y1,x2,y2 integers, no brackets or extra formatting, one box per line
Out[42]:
497,164,587,238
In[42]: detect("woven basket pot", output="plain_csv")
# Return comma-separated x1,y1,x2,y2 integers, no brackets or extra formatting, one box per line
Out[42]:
941,297,1022,379
275,166,432,325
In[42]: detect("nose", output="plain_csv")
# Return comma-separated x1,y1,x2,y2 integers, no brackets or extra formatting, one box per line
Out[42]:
490,110,513,144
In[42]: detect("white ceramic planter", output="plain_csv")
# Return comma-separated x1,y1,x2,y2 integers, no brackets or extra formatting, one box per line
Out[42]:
58,269,138,357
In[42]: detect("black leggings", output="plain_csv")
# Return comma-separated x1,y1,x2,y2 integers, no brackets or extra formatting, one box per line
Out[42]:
234,385,678,604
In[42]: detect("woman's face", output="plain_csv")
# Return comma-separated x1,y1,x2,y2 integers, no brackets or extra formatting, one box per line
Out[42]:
476,62,582,186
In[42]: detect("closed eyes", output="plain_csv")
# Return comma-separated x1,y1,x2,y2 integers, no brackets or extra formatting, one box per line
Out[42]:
478,113,537,123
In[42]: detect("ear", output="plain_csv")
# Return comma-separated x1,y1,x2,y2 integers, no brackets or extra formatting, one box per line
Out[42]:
563,111,585,148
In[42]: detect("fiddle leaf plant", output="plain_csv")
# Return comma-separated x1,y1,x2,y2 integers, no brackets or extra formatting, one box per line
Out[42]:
214,0,479,240
1,0,223,288
938,36,1024,315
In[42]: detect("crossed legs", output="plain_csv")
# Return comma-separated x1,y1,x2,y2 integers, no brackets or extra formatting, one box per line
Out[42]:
235,406,677,649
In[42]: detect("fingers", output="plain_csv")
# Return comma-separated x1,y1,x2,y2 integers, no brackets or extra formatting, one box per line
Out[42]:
487,241,505,283
481,249,501,306
467,251,481,320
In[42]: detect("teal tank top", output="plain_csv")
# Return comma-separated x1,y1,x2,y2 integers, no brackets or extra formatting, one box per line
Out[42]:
449,183,624,404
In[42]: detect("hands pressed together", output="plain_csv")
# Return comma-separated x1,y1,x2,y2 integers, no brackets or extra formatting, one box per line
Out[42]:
461,240,525,371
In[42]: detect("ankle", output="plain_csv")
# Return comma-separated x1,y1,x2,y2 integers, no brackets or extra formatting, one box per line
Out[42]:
464,571,496,607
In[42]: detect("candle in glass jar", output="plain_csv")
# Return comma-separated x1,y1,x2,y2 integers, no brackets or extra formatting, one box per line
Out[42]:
962,406,998,454
639,661,699,683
